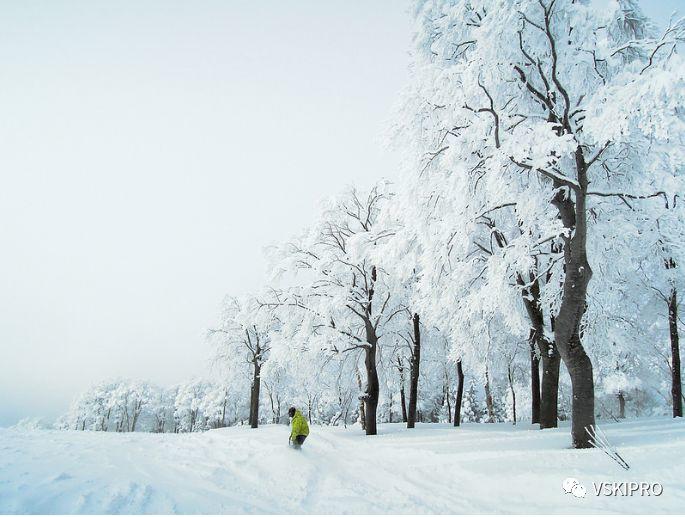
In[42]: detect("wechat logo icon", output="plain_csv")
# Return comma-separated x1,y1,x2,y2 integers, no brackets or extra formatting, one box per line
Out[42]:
562,478,587,498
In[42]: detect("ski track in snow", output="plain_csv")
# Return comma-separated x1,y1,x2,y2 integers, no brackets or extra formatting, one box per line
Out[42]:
0,417,684,514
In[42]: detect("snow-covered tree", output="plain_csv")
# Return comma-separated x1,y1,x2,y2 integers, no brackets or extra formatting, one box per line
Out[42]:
392,0,684,447
267,183,406,435
210,294,278,429
461,380,486,423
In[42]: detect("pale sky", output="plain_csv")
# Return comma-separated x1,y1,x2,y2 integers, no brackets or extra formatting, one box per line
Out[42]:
0,0,681,426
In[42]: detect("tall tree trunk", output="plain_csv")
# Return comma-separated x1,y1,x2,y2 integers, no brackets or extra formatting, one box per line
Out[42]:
454,360,464,426
407,312,421,428
668,284,682,418
357,265,380,435
249,350,261,429
363,342,379,435
551,149,595,448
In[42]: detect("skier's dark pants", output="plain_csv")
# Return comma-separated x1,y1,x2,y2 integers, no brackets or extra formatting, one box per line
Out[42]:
291,435,307,448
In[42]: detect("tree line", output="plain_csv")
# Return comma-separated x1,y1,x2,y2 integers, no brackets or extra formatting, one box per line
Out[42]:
62,1,684,448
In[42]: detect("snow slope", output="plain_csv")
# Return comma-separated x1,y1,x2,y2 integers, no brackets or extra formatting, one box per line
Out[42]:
1,417,683,514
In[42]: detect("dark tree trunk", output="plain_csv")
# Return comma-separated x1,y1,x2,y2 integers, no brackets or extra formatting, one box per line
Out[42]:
356,265,380,436
397,358,408,423
454,360,464,427
363,342,379,435
407,313,421,429
530,335,541,425
400,386,408,423
539,345,561,428
555,265,595,449
668,284,682,418
551,149,595,448
517,272,559,428
249,346,261,429
618,391,626,419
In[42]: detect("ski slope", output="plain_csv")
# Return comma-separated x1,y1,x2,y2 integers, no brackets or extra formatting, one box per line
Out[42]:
1,417,683,514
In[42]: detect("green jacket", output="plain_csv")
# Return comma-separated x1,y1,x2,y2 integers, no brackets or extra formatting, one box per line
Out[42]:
290,410,309,440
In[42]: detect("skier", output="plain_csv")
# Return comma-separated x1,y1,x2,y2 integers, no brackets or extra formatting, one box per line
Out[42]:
288,406,309,449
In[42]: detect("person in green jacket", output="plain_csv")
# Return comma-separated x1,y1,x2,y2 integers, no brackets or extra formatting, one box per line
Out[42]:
288,406,309,449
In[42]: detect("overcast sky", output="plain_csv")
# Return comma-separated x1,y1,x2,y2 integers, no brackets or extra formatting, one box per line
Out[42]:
0,0,681,426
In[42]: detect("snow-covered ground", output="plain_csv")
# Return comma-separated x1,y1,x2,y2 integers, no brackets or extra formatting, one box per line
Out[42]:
1,417,683,514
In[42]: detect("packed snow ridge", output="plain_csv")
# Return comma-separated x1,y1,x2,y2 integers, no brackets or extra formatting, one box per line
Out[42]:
1,417,684,514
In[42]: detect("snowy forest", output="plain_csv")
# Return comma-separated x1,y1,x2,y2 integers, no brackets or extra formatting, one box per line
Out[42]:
58,0,684,450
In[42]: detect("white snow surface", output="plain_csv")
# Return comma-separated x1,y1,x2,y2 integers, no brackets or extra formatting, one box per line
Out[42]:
1,417,683,514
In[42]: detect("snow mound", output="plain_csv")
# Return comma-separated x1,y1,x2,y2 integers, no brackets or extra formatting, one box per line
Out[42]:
1,417,683,514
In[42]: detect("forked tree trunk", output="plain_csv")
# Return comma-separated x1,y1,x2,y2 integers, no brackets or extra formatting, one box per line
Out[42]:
551,151,595,448
407,313,421,428
454,360,465,426
667,284,682,418
518,273,559,428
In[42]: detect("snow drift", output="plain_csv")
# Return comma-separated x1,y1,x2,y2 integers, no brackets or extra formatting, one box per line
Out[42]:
1,417,683,514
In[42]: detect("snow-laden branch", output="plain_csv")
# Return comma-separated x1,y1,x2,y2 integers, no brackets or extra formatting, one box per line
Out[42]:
509,157,580,190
